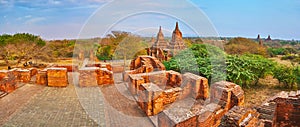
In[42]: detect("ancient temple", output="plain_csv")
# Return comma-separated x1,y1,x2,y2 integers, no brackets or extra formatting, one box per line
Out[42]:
266,35,272,41
147,22,186,61
257,34,263,46
152,26,169,49
168,22,186,50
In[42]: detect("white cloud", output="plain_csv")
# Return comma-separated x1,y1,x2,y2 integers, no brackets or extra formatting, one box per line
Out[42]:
25,15,32,18
25,17,46,24
48,0,61,5
0,0,8,4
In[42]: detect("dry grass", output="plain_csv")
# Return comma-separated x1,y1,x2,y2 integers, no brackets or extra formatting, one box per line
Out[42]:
243,75,283,108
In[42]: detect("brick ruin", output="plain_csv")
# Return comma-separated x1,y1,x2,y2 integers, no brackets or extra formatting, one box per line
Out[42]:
255,91,300,127
125,55,300,127
125,56,245,127
0,62,115,94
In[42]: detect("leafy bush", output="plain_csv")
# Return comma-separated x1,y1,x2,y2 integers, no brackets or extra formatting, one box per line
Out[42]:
164,44,276,88
273,65,298,90
164,44,226,83
268,48,289,56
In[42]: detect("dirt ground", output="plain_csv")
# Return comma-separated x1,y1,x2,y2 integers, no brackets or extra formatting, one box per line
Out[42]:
243,75,283,107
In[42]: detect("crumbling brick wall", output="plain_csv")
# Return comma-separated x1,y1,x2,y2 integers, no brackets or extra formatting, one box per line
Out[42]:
97,68,114,85
0,72,16,93
220,106,263,127
130,56,166,73
255,90,300,127
210,81,244,111
127,56,245,127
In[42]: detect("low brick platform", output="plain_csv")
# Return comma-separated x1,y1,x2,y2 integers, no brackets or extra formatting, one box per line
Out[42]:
47,68,68,87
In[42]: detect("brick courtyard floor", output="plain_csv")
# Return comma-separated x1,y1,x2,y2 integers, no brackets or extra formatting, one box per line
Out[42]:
0,73,154,127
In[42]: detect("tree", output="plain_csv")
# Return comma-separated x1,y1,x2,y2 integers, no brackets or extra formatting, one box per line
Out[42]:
114,34,148,65
0,33,52,68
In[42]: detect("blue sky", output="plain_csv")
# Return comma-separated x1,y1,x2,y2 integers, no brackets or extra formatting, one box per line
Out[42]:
0,0,299,40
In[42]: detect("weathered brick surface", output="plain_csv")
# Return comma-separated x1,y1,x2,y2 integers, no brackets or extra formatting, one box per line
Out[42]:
158,105,198,127
97,68,114,85
17,70,31,83
130,56,166,73
78,67,99,87
111,65,124,73
181,73,209,99
0,70,9,80
197,111,214,127
220,106,261,127
255,90,300,127
29,68,38,76
47,68,68,87
54,65,78,72
210,81,244,111
0,73,16,93
162,87,182,105
36,69,47,85
165,70,181,87
138,83,164,116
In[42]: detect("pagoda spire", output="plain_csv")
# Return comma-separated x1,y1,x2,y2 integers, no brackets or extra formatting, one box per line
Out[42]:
175,22,179,31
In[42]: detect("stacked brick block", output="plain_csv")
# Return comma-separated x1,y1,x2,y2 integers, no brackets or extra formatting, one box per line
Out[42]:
17,69,31,83
0,71,16,93
47,68,68,87
36,69,47,85
255,102,277,127
137,83,164,116
181,73,209,99
130,56,166,73
54,65,78,72
256,91,300,127
210,81,244,111
79,67,99,87
220,106,263,127
97,68,114,85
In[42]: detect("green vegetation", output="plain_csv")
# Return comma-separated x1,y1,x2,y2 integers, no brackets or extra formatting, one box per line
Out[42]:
96,31,148,62
0,33,51,68
164,43,299,89
273,65,299,90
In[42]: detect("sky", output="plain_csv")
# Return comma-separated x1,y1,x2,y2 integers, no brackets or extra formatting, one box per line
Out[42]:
0,0,299,40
